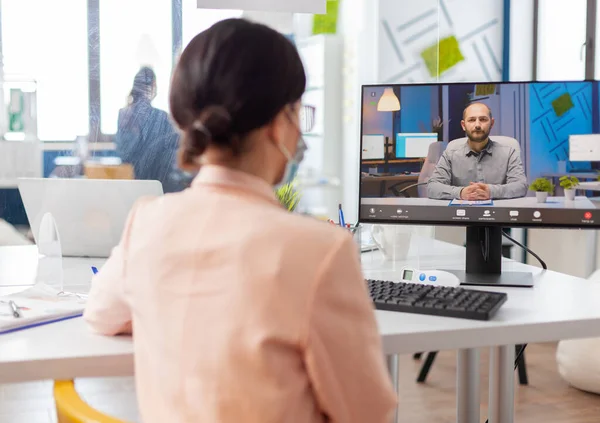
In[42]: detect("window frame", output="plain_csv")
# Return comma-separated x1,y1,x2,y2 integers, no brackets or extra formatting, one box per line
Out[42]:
533,0,597,80
86,0,183,143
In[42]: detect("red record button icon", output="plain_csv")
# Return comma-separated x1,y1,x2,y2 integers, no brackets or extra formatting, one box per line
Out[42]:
584,212,593,220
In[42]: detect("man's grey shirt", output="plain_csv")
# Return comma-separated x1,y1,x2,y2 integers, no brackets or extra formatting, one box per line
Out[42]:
427,139,528,200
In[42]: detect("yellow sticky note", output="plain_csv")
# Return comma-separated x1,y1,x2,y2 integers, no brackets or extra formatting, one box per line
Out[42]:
421,35,465,78
312,0,340,35
476,84,496,96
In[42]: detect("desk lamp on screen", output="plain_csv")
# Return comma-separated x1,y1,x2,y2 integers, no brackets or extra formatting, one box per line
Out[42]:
359,80,600,288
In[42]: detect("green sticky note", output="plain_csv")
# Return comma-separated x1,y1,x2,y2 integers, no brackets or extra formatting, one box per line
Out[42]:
421,35,465,78
312,0,340,35
552,93,575,117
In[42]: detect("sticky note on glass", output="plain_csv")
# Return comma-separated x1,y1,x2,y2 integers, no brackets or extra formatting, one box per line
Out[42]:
552,93,575,117
475,84,496,96
421,35,465,78
312,0,340,35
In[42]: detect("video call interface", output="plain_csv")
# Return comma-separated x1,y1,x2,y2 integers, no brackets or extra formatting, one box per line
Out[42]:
359,81,600,226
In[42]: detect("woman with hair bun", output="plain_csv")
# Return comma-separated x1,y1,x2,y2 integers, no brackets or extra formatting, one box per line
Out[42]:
85,18,397,423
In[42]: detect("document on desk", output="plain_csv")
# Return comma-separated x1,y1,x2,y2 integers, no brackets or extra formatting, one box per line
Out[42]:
449,199,494,206
0,284,86,335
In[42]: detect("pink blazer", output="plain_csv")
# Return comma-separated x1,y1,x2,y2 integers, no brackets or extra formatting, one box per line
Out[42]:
84,165,397,423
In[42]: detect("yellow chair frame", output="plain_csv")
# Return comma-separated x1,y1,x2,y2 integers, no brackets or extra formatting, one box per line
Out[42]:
53,380,129,423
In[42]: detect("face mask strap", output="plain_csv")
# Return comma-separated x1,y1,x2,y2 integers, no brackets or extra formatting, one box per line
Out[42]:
278,142,293,161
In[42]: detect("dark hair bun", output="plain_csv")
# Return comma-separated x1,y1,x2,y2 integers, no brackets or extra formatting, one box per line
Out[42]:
198,105,233,144
179,106,235,171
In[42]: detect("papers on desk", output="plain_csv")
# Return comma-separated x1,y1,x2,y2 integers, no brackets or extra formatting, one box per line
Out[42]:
449,199,494,206
0,284,86,335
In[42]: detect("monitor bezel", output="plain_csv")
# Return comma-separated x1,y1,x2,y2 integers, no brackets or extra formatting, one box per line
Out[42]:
357,80,600,229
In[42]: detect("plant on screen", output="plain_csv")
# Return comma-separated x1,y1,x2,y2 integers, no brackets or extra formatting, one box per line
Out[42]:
559,176,579,190
529,178,554,193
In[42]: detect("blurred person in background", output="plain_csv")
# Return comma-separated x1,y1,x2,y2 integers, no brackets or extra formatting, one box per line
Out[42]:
115,66,190,192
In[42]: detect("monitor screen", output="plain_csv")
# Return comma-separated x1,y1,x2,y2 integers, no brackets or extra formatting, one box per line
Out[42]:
362,134,385,160
359,81,600,228
569,134,600,161
396,133,437,158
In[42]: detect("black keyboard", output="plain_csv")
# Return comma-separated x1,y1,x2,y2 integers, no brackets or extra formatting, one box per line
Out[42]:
366,279,507,321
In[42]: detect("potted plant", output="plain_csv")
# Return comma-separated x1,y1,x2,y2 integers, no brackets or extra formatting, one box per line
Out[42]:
559,176,579,201
275,181,301,212
529,178,554,203
419,116,450,141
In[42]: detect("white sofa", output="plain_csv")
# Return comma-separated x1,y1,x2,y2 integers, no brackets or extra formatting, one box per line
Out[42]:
556,269,600,395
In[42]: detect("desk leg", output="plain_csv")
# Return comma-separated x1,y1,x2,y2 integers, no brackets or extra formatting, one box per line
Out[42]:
488,345,515,423
386,354,399,423
457,348,480,423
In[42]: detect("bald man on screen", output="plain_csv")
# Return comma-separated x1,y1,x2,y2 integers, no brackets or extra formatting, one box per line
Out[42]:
427,103,528,201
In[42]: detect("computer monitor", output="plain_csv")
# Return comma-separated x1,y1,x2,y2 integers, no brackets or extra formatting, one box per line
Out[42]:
359,81,600,287
361,134,385,160
18,178,164,258
396,133,437,158
569,134,600,161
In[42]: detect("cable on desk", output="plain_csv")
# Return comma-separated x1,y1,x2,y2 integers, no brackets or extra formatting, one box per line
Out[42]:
501,230,547,270
481,227,490,261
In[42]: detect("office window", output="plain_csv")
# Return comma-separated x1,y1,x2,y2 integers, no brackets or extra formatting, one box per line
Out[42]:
537,0,587,80
182,0,242,50
2,0,89,141
99,0,172,134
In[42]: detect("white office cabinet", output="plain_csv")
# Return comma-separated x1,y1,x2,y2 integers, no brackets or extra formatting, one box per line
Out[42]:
295,35,343,220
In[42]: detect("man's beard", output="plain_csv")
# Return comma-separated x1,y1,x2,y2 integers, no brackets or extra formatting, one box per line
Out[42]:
467,129,488,143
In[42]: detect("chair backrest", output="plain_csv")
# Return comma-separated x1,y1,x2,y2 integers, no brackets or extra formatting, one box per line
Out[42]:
84,163,135,180
417,141,448,197
54,380,128,423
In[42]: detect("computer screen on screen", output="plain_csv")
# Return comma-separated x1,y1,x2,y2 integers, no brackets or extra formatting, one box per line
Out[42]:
361,134,385,160
396,133,437,158
359,81,600,228
569,134,600,161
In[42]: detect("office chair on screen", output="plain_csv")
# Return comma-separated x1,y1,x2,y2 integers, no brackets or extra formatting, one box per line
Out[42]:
388,141,448,198
412,135,528,385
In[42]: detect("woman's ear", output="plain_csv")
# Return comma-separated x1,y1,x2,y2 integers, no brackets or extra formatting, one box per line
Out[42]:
266,109,287,148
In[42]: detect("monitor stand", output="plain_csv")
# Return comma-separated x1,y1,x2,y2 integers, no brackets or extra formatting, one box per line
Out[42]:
444,226,534,288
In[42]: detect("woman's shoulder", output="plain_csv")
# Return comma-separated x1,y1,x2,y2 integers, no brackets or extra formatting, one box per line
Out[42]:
267,210,353,251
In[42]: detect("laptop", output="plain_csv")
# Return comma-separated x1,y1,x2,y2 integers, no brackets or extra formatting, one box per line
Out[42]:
18,178,164,258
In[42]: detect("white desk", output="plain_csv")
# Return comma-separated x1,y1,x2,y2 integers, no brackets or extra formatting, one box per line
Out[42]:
2,243,600,423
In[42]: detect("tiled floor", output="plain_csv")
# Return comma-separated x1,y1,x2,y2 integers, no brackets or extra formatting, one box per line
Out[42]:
0,377,139,423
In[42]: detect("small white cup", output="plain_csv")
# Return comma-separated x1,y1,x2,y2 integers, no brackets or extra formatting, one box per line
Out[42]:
371,224,412,261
